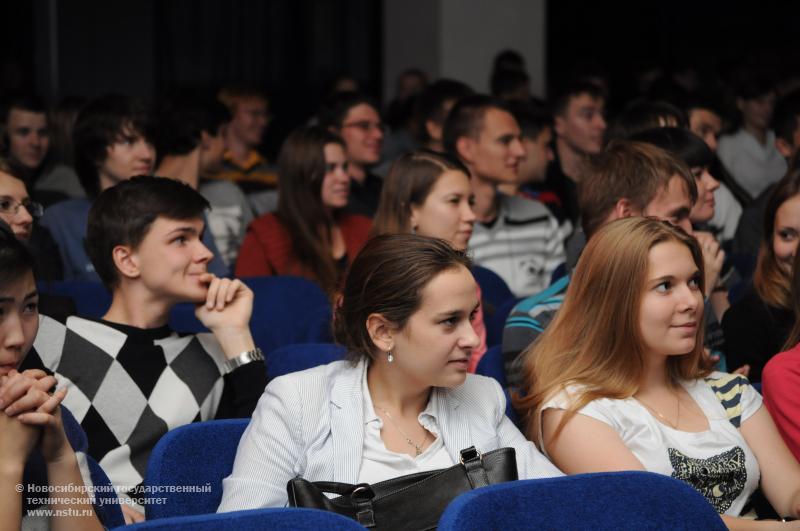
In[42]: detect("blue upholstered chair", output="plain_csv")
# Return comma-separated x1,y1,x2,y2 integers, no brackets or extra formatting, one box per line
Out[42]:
60,406,125,527
472,265,513,308
37,280,111,318
266,342,347,379
144,419,249,519
118,507,365,530
438,471,727,530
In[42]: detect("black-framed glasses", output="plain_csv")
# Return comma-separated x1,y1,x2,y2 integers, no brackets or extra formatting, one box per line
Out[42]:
341,120,386,134
0,197,44,218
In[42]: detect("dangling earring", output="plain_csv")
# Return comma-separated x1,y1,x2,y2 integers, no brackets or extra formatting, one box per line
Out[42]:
387,350,394,363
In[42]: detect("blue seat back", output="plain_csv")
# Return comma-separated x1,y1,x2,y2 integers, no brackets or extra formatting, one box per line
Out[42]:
266,343,347,379
472,265,514,308
144,419,249,519
475,344,507,388
438,471,727,531
120,507,365,530
37,280,111,318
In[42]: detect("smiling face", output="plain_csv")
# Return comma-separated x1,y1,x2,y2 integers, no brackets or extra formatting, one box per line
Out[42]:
6,108,49,171
98,125,156,191
127,216,213,303
0,271,38,377
463,108,525,183
410,169,476,251
229,97,269,148
339,103,384,167
388,265,480,389
689,167,720,223
320,142,350,210
772,194,800,273
639,241,704,360
0,172,34,241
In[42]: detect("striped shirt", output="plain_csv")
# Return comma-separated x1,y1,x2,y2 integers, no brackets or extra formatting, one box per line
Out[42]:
469,194,566,298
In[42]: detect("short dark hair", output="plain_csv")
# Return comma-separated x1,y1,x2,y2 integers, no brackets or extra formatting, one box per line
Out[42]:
492,49,525,73
86,176,209,290
317,92,379,130
773,89,800,144
442,95,510,156
1,94,48,158
580,141,697,239
606,99,688,141
73,94,154,198
0,221,35,287
506,98,552,139
415,79,474,144
734,72,774,101
552,81,605,117
490,68,530,99
629,127,713,169
156,94,231,157
334,234,472,362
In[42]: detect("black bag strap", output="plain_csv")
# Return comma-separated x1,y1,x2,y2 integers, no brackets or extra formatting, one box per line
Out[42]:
350,485,376,528
460,446,489,489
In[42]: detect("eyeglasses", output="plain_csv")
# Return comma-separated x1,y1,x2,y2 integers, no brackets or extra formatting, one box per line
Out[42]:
0,197,44,218
341,120,386,134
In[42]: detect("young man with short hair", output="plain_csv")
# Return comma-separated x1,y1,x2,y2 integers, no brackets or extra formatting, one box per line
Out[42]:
1,95,50,186
503,100,557,207
319,92,385,217
542,81,607,227
212,85,276,191
502,141,697,388
24,176,267,523
444,95,566,297
155,95,253,267
41,94,227,280
415,79,474,153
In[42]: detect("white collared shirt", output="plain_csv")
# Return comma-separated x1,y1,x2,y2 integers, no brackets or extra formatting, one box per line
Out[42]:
357,370,455,485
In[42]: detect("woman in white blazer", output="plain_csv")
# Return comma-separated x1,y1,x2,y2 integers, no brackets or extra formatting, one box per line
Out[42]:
218,234,562,511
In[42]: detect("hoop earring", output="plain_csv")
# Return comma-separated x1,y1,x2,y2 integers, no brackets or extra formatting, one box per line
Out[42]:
387,350,394,363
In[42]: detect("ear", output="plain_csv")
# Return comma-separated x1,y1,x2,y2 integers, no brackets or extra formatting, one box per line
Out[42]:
409,204,421,233
199,130,212,150
553,114,566,137
776,137,794,159
612,198,636,220
426,119,442,143
366,313,396,353
456,136,476,165
111,245,141,281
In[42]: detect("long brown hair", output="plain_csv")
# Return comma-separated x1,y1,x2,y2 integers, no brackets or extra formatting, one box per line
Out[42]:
782,245,800,350
514,217,709,448
753,167,800,309
371,150,470,236
276,126,346,295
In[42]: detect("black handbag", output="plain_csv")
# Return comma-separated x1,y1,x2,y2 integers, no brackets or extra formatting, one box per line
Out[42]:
287,446,517,530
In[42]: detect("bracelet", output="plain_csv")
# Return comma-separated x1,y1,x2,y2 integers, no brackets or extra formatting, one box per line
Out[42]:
224,347,264,373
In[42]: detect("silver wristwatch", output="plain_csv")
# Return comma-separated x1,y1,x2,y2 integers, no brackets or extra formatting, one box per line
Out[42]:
224,347,264,373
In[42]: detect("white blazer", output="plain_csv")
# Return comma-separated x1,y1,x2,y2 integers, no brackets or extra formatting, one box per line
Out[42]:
218,358,562,511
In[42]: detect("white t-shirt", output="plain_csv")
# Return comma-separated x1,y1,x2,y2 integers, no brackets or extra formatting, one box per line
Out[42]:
357,371,455,485
542,372,762,516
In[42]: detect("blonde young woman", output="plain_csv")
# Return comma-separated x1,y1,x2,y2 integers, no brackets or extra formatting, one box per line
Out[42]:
372,150,488,370
516,217,800,528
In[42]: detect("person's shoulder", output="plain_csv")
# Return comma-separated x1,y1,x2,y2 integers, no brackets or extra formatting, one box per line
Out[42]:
247,212,285,237
267,360,357,398
447,374,506,416
512,275,570,315
764,346,800,380
702,370,752,391
501,193,553,220
41,198,91,227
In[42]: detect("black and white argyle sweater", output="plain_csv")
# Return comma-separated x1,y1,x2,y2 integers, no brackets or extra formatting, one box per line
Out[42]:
23,315,267,500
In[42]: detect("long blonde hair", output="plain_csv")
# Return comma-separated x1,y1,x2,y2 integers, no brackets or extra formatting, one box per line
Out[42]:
514,217,710,448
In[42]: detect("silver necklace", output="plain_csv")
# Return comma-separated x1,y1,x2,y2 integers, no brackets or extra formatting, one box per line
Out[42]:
636,392,681,429
375,405,427,456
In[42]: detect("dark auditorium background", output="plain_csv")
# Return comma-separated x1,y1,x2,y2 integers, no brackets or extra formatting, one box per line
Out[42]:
2,0,799,157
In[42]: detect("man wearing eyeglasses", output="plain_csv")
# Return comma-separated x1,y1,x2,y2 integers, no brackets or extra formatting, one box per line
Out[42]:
319,92,385,217
0,159,63,282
